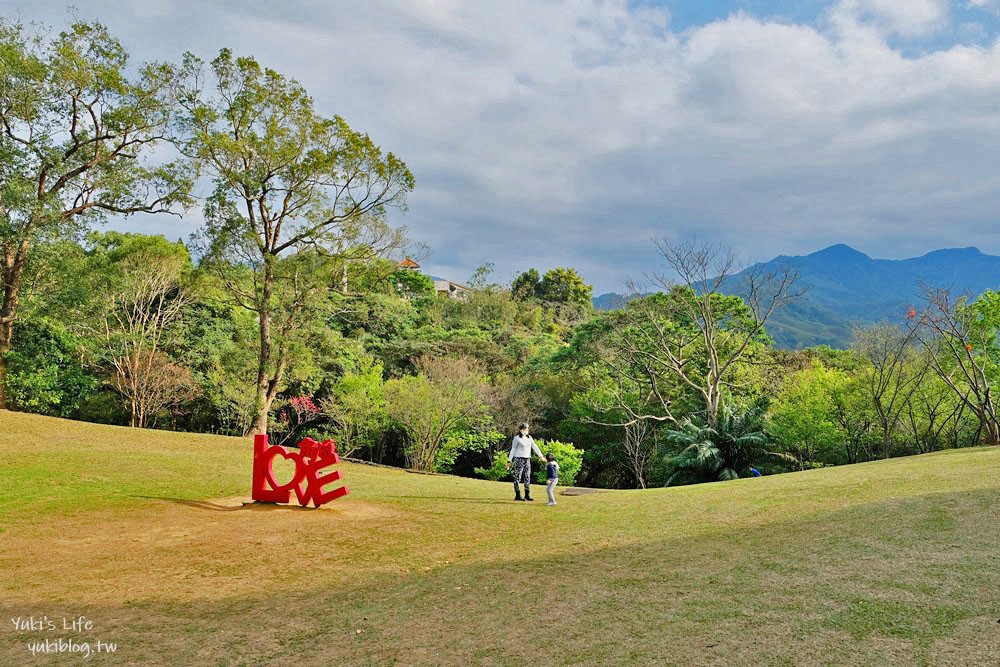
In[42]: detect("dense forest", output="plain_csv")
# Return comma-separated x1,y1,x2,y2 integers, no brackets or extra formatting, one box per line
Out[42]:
3,19,999,489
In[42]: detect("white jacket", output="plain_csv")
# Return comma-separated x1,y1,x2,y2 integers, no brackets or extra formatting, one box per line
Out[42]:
508,434,543,461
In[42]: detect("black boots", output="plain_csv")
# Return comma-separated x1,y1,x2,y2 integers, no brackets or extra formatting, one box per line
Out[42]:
524,488,534,501
514,486,523,501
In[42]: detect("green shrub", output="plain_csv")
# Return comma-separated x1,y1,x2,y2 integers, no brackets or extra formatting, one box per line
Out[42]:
475,438,583,487
436,428,498,473
533,439,583,486
6,320,97,416
474,451,509,482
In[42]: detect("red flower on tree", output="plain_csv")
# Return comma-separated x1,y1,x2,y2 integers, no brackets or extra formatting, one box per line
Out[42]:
289,395,320,417
274,395,322,445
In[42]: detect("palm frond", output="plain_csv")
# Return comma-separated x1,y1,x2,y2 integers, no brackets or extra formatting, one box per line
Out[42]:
717,467,739,481
662,399,772,486
676,441,721,469
734,432,768,448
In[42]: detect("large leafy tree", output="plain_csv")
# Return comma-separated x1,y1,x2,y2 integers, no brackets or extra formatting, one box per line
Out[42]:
511,266,592,308
538,267,592,306
575,243,800,450
768,362,851,468
178,49,414,434
321,353,387,458
598,286,768,427
4,319,95,416
0,19,194,408
629,241,802,426
511,268,540,301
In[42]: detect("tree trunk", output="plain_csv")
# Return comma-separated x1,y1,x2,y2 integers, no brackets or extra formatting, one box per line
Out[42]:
0,350,8,411
981,405,1000,447
0,319,11,411
982,388,1000,446
252,317,273,436
706,383,721,427
0,236,31,410
136,395,147,429
253,259,275,436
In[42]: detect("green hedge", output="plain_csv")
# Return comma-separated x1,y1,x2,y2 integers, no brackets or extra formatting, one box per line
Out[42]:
475,438,583,487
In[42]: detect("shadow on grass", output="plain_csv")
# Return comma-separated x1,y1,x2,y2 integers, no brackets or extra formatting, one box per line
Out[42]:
133,496,321,512
381,494,526,505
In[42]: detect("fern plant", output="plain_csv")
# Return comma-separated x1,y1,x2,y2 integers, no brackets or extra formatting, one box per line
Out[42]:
663,400,783,486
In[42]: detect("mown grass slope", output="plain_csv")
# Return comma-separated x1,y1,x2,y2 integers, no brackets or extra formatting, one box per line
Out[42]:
2,410,999,666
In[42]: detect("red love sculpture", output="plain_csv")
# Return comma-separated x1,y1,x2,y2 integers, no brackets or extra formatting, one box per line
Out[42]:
252,434,349,507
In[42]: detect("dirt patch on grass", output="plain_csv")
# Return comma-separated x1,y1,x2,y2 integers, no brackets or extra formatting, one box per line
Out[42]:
559,487,605,496
179,496,398,520
1,495,415,608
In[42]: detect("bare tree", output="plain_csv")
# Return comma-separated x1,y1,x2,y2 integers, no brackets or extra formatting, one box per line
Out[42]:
910,286,1000,446
623,418,657,489
853,323,929,458
484,374,550,442
385,356,490,472
101,251,192,427
109,350,197,428
606,241,804,426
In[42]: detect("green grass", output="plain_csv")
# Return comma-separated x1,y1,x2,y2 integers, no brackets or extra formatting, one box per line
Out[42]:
2,410,1000,666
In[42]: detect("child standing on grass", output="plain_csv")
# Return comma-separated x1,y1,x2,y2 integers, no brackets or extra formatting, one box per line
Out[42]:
545,453,559,506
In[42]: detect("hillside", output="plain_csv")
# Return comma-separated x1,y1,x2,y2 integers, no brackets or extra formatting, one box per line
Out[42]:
594,245,1000,349
2,411,999,665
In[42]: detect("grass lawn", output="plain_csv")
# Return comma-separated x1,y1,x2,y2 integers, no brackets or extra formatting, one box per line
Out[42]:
2,410,999,666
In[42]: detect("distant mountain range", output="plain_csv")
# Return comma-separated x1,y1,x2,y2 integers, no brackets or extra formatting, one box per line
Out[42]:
592,244,1000,349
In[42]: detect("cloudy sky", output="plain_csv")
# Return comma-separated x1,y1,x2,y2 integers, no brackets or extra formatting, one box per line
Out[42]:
5,0,1000,292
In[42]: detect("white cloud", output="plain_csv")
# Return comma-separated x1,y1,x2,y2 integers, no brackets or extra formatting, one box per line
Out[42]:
833,0,950,36
967,0,1000,17
4,0,1000,291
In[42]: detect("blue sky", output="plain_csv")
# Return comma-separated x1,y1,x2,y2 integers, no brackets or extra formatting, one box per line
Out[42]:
4,0,1000,293
651,1,830,30
660,0,1000,47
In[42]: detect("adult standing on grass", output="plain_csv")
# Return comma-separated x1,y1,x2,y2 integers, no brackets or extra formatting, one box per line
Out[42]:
507,423,545,501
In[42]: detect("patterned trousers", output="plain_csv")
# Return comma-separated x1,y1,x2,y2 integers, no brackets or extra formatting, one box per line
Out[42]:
512,457,531,494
